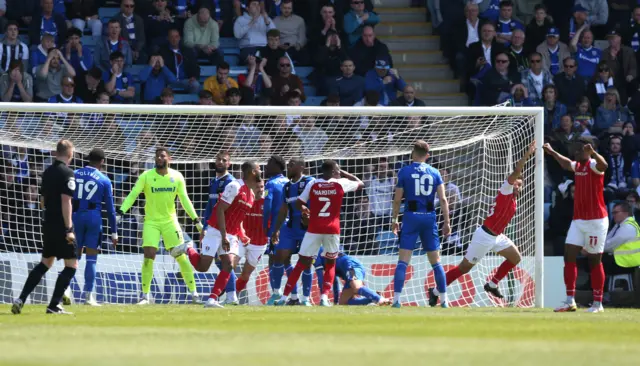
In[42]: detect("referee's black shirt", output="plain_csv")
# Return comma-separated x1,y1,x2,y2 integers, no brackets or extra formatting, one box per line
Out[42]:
41,159,75,226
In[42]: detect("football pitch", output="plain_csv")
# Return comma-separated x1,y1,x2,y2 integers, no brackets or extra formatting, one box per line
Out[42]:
1,306,639,366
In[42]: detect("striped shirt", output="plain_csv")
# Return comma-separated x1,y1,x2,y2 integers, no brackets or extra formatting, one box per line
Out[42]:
0,42,29,72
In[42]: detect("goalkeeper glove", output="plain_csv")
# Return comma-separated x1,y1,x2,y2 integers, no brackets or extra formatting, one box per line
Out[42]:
193,218,203,232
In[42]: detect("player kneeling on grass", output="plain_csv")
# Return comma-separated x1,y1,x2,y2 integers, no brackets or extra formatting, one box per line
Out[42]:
444,141,535,300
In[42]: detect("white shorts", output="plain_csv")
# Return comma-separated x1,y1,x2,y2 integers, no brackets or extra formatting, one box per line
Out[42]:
299,233,340,258
239,244,266,267
566,218,609,254
201,228,241,257
464,226,514,265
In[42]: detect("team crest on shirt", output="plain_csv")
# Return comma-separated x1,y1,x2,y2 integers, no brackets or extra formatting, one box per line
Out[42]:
122,77,128,83
300,182,306,189
170,177,175,183
592,50,597,56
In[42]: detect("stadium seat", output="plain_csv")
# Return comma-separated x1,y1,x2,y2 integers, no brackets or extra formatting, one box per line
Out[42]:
295,67,313,79
128,65,146,82
303,96,324,106
219,38,238,48
223,55,239,66
173,94,199,104
98,7,120,23
18,35,29,44
305,86,316,96
222,47,240,55
81,36,97,47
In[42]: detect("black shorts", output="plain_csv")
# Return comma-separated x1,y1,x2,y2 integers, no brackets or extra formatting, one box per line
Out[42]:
42,223,78,260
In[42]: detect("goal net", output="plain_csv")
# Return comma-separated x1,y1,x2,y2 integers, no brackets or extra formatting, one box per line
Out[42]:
0,104,544,307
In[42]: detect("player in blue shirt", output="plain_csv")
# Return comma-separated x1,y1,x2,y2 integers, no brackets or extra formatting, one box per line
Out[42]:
392,141,450,308
72,149,118,306
268,157,315,306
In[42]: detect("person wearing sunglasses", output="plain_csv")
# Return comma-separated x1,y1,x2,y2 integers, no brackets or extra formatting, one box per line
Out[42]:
520,51,553,105
477,51,520,106
554,57,587,113
270,55,305,105
112,0,147,64
344,0,379,47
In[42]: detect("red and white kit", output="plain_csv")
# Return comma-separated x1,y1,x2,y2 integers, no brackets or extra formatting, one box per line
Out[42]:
465,180,516,264
240,196,267,267
297,178,360,257
202,180,255,257
566,159,608,254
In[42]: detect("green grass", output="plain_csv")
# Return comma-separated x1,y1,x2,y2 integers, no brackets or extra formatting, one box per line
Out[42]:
1,306,639,366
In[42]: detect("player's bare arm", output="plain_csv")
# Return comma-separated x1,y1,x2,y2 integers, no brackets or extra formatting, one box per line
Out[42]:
391,187,404,235
436,184,450,237
340,169,365,189
584,143,608,172
270,202,289,244
216,201,232,251
61,193,74,244
542,143,574,171
508,140,536,184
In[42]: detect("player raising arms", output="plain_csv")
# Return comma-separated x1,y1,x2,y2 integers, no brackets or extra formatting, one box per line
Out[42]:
268,157,315,306
443,141,535,300
544,139,609,313
275,160,364,306
119,147,204,305
73,148,118,306
392,140,450,308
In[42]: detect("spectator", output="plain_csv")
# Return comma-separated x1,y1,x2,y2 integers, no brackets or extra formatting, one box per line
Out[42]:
330,58,364,106
506,28,528,73
625,7,640,66
466,22,505,84
573,96,595,133
495,1,524,46
255,29,295,77
145,0,177,51
297,116,328,156
561,4,589,44
478,0,500,23
595,88,633,135
159,87,173,104
365,157,394,224
225,87,242,105
47,75,82,103
551,114,582,153
29,0,67,46
309,2,342,51
536,27,570,76
183,7,223,66
542,84,567,131
239,55,272,103
574,0,608,27
63,27,93,74
198,89,213,105
161,28,200,94
273,0,307,64
94,19,133,72
604,135,630,197
1,21,29,73
602,30,637,97
113,0,147,65
392,85,425,106
233,115,262,155
570,25,601,80
364,58,406,106
525,4,553,51
203,61,238,105
344,195,377,253
30,33,55,75
344,0,379,48
315,29,348,95
601,202,640,280
479,52,521,106
270,56,304,105
139,53,177,103
173,0,197,20
69,0,101,37
588,61,617,111
505,83,536,106
233,0,275,64
554,57,586,113
349,25,391,77
75,67,106,103
5,0,37,29
621,121,640,166
103,51,135,103
207,0,233,37
0,0,6,32
35,48,76,101
449,2,480,79
0,59,33,102
520,52,553,105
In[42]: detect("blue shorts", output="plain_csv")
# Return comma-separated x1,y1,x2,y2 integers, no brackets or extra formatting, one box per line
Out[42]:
73,210,103,250
399,212,440,252
277,226,305,254
343,265,366,290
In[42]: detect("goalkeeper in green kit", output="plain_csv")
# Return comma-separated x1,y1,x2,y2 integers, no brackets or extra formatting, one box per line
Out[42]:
119,147,204,305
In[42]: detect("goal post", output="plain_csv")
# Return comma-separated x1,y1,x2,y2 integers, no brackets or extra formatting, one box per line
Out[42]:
0,103,545,308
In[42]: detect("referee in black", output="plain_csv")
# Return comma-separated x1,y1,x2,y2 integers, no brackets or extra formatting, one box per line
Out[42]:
12,140,79,315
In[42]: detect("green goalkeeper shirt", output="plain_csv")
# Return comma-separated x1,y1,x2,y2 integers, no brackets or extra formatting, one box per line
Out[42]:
120,168,198,222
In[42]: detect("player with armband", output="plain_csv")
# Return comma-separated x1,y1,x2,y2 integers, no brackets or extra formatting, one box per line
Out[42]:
444,141,535,300
544,139,609,313
268,157,316,306
119,147,204,305
275,160,364,307
72,148,118,306
391,140,450,308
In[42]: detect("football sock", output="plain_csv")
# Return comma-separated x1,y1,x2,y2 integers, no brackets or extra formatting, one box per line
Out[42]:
210,270,231,300
393,260,408,299
175,254,196,292
348,297,372,305
236,277,247,293
432,262,446,296
270,263,284,292
283,261,306,296
315,268,324,293
286,264,298,295
358,287,381,302
491,260,516,285
49,267,76,308
83,254,97,293
564,261,577,298
186,247,201,268
446,266,463,286
226,271,237,295
302,268,313,297
19,262,49,302
333,277,341,304
141,258,154,294
322,261,336,296
590,262,605,303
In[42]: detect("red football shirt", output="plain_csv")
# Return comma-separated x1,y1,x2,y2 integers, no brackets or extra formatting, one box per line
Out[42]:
244,197,268,245
483,180,517,235
298,178,360,235
208,180,255,237
571,159,607,220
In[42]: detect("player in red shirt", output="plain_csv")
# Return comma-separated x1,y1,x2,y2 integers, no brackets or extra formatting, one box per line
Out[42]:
274,160,364,306
438,141,535,301
544,139,609,313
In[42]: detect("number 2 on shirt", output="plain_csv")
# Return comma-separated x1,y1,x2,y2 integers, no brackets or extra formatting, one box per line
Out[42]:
411,174,433,196
318,197,331,217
